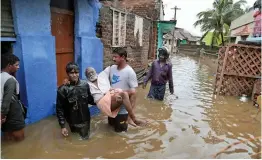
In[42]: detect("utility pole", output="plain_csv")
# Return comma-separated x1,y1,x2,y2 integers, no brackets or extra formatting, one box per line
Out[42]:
170,6,181,54
172,6,181,20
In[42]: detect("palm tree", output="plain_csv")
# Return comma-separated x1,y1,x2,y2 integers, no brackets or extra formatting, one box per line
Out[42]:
194,0,247,46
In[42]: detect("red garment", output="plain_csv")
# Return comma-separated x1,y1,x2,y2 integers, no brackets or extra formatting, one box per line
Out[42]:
253,11,261,37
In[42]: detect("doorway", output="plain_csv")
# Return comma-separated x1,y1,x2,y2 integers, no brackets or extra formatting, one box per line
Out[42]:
50,0,74,86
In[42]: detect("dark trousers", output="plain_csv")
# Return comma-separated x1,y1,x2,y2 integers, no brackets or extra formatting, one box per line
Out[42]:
3,128,25,141
147,84,166,101
69,121,90,139
108,114,128,132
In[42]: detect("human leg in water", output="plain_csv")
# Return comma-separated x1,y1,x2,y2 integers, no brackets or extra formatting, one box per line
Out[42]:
111,91,147,127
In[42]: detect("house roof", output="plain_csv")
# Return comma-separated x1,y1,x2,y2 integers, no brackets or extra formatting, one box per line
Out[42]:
180,30,197,41
230,10,254,30
163,30,183,40
174,30,186,40
163,28,197,41
177,28,198,41
163,31,184,40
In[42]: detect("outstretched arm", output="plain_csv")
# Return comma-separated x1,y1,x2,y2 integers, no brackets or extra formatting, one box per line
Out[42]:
127,70,139,111
143,64,153,88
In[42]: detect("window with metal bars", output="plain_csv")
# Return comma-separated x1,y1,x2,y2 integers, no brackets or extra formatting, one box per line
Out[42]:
112,9,126,47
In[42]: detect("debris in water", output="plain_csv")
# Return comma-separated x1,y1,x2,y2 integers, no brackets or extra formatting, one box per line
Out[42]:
212,136,262,158
239,94,248,102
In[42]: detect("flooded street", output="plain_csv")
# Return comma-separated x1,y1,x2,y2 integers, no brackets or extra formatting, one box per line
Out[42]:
1,55,261,159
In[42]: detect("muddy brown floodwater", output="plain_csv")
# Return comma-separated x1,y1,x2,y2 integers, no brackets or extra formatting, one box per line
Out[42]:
1,55,261,159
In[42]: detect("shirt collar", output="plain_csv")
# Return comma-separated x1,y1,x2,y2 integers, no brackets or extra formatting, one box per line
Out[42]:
157,59,168,65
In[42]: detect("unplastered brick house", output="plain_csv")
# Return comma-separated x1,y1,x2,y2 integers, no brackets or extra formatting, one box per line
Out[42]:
98,0,164,75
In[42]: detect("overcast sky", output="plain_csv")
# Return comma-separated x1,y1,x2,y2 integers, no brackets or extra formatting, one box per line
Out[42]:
163,0,256,36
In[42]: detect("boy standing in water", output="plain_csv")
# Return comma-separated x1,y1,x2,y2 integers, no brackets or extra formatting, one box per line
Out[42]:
56,62,95,139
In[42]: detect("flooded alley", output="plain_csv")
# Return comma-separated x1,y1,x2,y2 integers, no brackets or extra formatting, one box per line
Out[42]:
1,55,261,159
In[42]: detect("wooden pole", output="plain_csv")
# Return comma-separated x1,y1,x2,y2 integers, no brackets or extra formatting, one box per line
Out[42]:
216,45,230,94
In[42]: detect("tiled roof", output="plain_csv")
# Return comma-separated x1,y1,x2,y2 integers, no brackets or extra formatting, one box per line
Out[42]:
163,28,197,41
230,10,254,30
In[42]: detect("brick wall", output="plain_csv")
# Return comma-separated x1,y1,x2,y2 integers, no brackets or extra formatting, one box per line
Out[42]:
99,7,113,67
119,0,160,20
100,0,160,20
117,0,159,60
99,6,151,71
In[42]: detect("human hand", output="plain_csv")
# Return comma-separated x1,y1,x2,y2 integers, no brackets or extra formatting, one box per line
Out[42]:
172,93,178,99
61,128,69,137
1,114,6,125
63,79,70,85
170,91,178,99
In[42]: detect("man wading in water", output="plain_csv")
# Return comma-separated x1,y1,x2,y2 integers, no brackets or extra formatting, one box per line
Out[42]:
1,54,25,141
108,47,144,131
143,47,175,101
56,62,95,139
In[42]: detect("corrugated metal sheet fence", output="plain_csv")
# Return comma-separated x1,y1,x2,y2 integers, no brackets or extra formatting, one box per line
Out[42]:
1,0,15,37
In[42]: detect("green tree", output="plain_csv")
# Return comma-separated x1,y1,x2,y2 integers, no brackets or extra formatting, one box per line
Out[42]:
194,0,247,46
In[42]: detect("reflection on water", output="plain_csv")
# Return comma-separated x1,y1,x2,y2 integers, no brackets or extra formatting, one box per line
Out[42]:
1,55,261,159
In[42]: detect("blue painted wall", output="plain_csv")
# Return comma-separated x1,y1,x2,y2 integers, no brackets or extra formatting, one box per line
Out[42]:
75,0,103,79
10,0,103,124
12,0,57,124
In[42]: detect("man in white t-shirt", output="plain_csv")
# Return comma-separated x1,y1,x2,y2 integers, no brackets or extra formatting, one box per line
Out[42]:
108,47,144,132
